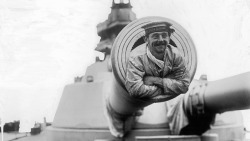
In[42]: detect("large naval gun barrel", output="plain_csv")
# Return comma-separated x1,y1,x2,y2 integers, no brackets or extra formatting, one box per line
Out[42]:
204,72,250,113
109,17,250,127
109,16,197,116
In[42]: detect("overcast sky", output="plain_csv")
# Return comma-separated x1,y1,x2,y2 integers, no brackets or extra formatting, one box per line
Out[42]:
0,0,250,131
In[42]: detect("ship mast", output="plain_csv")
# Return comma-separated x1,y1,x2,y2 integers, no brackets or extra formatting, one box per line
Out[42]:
95,0,136,59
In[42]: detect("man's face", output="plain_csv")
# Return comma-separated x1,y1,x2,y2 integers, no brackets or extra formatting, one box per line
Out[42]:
146,31,170,54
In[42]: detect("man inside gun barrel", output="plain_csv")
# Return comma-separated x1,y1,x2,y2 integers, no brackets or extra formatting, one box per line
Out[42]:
106,21,191,138
125,21,191,102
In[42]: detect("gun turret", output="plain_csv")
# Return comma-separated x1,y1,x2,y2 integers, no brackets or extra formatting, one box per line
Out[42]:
47,2,250,141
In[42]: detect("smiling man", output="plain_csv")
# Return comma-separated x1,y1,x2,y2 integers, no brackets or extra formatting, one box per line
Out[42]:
125,21,191,101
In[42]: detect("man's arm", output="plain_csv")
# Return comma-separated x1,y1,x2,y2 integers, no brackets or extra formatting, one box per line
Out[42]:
151,51,190,96
125,57,162,99
142,74,187,102
162,50,191,95
144,49,190,97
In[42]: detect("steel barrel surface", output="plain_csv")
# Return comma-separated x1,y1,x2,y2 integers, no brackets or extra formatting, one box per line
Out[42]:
204,72,250,113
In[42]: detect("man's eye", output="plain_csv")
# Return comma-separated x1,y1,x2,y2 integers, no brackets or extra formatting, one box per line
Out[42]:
162,33,168,38
153,35,159,38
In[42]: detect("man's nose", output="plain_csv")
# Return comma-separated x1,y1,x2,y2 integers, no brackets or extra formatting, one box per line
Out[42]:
158,35,164,41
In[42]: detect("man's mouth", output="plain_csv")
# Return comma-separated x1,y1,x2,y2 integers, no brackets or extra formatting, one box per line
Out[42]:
153,41,167,47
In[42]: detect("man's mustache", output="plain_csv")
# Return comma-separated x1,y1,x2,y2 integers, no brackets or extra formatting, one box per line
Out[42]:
152,40,167,46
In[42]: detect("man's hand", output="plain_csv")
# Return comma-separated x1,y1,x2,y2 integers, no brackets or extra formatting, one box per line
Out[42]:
143,76,156,86
143,76,164,88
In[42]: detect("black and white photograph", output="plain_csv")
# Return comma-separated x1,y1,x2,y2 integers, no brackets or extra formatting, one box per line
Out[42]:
0,0,250,140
